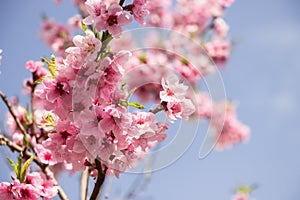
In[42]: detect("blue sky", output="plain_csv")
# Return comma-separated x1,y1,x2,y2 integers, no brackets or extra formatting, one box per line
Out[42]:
0,0,300,199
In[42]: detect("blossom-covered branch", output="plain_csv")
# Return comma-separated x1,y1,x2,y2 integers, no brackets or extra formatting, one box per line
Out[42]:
0,133,68,200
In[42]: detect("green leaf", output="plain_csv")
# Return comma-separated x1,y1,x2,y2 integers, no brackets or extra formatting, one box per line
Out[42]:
23,136,30,148
16,153,23,180
81,21,87,33
6,158,16,171
41,55,56,78
49,54,57,77
20,155,35,182
119,100,128,107
128,102,145,110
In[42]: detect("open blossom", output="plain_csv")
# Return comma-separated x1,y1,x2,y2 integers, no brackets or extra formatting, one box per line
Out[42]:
68,30,102,61
83,0,106,25
160,74,188,102
214,17,229,37
160,74,195,122
0,182,16,199
35,144,57,166
166,99,195,122
205,38,231,66
68,14,83,30
96,3,132,37
132,0,150,25
40,19,72,56
211,101,250,150
25,60,48,79
0,171,57,200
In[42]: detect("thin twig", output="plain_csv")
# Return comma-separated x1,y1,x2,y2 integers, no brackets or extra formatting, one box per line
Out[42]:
149,104,164,114
0,133,69,200
81,167,89,200
90,159,107,200
0,91,28,137
119,0,126,6
30,77,37,137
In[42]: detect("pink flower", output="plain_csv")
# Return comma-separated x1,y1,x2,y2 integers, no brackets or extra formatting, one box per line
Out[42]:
35,144,57,165
70,30,102,61
25,60,48,78
83,0,106,25
26,172,57,199
96,3,132,37
0,182,15,199
68,14,83,30
211,102,250,150
196,92,213,119
166,99,195,122
231,192,251,200
16,183,40,200
214,17,229,37
132,0,150,25
160,74,188,103
205,38,231,66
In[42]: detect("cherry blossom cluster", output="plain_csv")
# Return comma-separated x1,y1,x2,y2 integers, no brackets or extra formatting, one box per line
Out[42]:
0,0,251,199
0,170,57,199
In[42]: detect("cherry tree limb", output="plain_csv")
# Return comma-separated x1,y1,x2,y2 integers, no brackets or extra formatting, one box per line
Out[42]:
0,91,28,137
90,158,107,200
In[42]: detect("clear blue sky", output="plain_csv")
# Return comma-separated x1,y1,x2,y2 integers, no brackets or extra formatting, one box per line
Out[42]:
0,0,300,199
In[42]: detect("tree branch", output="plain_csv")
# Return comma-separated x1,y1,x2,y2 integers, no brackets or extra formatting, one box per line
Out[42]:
89,159,107,200
0,133,69,200
0,91,28,137
81,167,89,200
149,104,164,114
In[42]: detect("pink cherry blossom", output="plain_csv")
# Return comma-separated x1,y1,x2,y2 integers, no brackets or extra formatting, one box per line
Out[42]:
211,101,250,150
205,38,231,66
214,17,229,37
160,74,188,103
132,0,150,25
83,0,106,25
70,30,102,61
0,182,15,199
35,144,57,165
25,60,48,79
231,192,252,200
96,3,132,37
68,14,83,30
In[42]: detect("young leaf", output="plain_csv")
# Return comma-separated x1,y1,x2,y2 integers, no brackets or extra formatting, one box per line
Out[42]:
7,158,16,172
41,55,56,78
49,54,57,77
128,102,145,110
16,153,23,180
81,21,87,34
20,155,35,182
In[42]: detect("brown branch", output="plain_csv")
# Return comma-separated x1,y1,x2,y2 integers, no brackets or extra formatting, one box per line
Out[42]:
0,133,69,200
119,0,126,6
89,159,107,200
149,104,164,114
81,167,89,200
31,77,37,137
0,91,28,137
